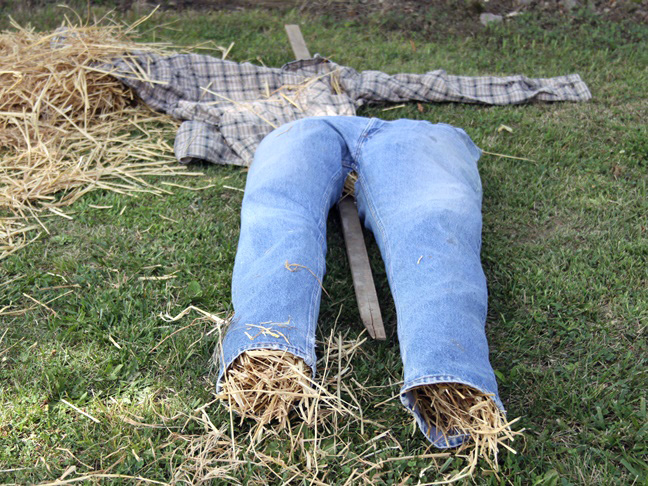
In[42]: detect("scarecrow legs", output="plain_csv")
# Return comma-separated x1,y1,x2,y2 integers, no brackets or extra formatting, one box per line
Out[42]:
216,117,508,451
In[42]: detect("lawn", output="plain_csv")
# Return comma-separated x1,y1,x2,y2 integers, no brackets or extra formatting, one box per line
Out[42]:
1,3,646,485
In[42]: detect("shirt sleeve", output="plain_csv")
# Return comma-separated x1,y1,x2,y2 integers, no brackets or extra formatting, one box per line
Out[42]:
174,120,241,165
339,67,592,106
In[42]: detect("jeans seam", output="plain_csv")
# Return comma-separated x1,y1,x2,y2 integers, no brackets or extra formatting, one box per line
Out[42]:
352,118,379,166
354,171,401,312
306,165,345,350
353,119,402,314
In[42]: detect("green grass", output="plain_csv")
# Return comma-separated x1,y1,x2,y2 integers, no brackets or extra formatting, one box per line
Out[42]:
1,4,647,485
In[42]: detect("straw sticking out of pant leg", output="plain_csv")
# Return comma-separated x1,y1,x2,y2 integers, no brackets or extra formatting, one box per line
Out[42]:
343,172,358,196
219,350,315,429
412,383,522,483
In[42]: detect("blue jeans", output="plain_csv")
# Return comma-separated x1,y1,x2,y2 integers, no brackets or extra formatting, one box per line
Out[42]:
215,116,504,448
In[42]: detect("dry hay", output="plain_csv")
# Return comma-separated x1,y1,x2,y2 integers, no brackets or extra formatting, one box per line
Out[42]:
219,341,521,484
35,324,520,484
168,413,242,485
174,330,369,485
0,12,198,259
412,383,523,483
343,171,358,196
220,349,314,429
0,217,40,259
218,330,366,439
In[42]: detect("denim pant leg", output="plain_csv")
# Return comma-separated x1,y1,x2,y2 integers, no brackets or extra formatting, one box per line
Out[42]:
354,120,503,448
215,118,350,390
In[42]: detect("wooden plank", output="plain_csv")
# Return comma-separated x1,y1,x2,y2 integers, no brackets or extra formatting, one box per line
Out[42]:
338,198,386,340
283,24,386,340
284,24,311,60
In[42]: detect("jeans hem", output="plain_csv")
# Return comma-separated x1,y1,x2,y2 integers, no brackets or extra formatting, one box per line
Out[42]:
400,374,505,449
401,374,505,412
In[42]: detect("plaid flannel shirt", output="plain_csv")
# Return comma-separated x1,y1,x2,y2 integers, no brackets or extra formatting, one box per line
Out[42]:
107,53,591,166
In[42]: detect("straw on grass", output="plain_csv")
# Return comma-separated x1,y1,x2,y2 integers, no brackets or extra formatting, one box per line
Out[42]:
220,347,520,483
0,14,196,259
174,330,367,484
160,326,522,484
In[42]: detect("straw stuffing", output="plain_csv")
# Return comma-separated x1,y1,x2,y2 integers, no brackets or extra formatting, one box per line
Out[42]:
411,382,522,483
219,349,315,430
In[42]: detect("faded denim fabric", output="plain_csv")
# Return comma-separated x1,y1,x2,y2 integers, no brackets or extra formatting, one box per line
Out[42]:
215,116,504,448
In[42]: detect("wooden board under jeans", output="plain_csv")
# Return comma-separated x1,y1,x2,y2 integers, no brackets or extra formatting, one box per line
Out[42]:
284,24,386,340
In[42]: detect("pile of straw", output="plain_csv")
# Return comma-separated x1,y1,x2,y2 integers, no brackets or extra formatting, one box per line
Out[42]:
0,13,193,259
0,19,134,151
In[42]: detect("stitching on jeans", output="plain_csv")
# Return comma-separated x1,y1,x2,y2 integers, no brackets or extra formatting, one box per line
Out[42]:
306,164,345,348
351,118,386,165
353,124,401,309
351,118,376,165
356,176,402,314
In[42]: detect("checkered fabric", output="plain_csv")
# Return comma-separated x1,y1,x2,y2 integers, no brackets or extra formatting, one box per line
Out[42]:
106,53,591,166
